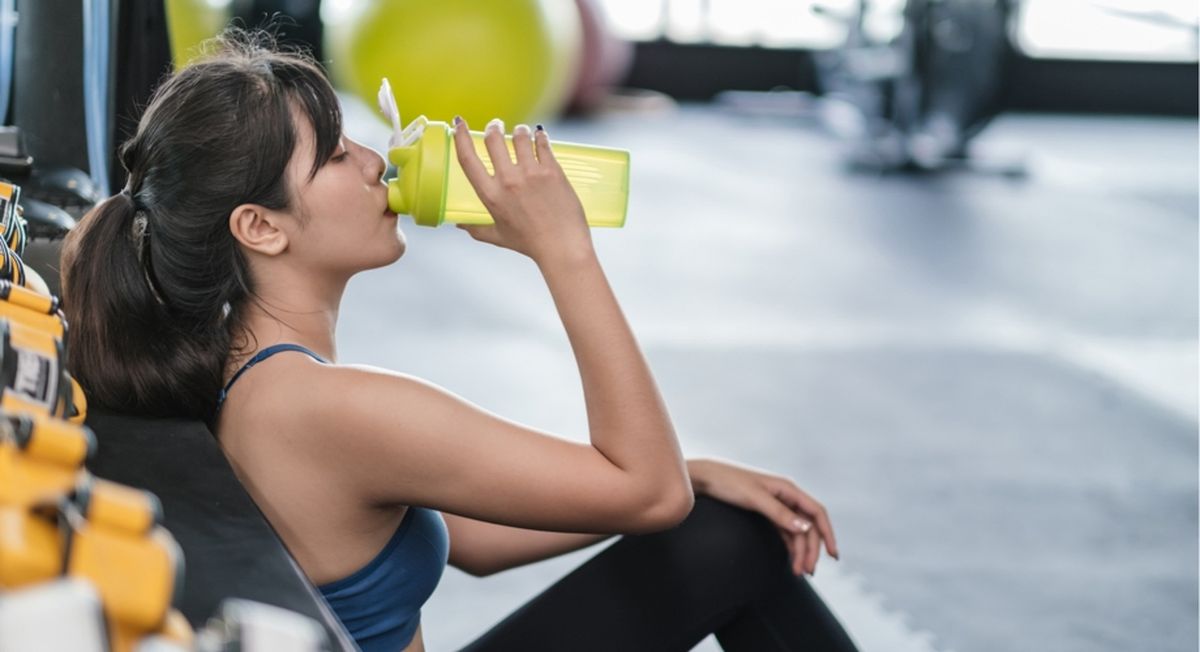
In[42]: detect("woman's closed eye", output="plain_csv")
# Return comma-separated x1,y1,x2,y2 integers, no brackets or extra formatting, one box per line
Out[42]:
329,137,350,163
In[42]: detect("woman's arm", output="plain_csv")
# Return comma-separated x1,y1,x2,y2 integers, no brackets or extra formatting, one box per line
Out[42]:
443,512,613,577
296,121,692,534
441,458,842,579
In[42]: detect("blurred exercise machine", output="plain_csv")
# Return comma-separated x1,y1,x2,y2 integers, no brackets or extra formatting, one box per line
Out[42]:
813,0,1018,172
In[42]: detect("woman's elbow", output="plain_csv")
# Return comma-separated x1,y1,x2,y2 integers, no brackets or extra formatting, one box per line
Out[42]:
453,556,502,578
634,483,695,532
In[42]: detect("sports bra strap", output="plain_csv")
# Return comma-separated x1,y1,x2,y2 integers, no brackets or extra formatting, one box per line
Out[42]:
216,344,327,411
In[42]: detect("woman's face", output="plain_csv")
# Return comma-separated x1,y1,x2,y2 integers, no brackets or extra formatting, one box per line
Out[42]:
280,108,406,276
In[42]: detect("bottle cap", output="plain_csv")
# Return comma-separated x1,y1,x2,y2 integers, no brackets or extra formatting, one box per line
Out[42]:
379,79,450,226
385,116,451,227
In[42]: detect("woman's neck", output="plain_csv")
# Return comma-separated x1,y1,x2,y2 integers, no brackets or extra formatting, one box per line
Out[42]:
232,274,346,368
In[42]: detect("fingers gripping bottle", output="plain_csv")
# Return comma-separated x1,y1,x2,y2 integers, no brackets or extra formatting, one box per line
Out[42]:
377,79,630,228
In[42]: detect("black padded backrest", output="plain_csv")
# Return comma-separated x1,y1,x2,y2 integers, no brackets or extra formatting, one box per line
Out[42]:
84,410,358,651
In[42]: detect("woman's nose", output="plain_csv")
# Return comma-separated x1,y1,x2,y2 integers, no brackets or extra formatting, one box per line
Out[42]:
367,146,387,181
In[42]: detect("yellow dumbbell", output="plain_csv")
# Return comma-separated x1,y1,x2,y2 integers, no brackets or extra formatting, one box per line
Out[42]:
0,414,95,588
0,503,63,589
66,476,187,652
0,318,71,419
0,280,65,338
0,412,95,505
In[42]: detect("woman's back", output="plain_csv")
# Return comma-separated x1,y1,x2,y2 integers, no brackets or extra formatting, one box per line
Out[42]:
217,347,449,652
216,348,405,585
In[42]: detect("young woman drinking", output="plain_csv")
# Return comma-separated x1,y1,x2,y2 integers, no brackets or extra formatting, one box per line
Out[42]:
60,30,857,652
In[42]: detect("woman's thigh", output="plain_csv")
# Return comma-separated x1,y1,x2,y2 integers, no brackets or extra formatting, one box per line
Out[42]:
458,496,853,652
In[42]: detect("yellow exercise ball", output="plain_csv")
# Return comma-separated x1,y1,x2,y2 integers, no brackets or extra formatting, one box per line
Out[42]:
324,0,583,127
164,0,233,69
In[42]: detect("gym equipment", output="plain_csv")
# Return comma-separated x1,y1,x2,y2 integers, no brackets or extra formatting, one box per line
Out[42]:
21,167,100,218
0,233,25,286
0,125,28,174
0,412,94,589
0,279,66,337
0,318,86,422
0,580,332,652
0,319,68,417
0,0,14,126
82,0,115,196
0,409,194,651
325,0,583,127
194,599,331,652
0,178,23,254
65,474,193,652
380,80,630,228
0,405,330,652
13,196,76,240
12,0,88,176
0,412,94,506
812,0,1016,172
0,129,93,233
0,580,108,651
85,411,358,651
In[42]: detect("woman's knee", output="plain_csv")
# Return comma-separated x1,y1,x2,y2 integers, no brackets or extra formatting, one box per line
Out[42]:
654,496,790,590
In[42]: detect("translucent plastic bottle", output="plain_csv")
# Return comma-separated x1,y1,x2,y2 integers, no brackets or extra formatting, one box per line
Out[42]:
378,80,630,228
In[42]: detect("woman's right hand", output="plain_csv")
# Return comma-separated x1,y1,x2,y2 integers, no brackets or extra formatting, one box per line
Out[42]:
452,117,594,265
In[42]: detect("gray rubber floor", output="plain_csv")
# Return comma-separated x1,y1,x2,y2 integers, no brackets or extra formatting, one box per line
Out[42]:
338,98,1198,652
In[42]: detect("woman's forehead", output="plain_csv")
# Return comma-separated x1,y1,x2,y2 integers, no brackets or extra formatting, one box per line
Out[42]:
286,102,330,186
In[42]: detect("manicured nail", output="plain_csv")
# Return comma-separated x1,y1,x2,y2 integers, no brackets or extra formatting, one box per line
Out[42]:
453,115,462,126
535,124,545,132
487,118,503,131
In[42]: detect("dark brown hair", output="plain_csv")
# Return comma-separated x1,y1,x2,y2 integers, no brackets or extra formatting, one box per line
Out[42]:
60,28,342,421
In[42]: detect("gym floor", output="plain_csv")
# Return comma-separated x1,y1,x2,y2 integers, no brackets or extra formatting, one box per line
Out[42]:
339,96,1198,652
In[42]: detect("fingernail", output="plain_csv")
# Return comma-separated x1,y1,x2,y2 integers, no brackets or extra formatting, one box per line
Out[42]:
535,124,545,132
487,118,503,130
453,115,463,126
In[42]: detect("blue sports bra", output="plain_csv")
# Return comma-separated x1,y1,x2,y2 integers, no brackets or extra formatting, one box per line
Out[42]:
220,344,450,651
319,507,449,651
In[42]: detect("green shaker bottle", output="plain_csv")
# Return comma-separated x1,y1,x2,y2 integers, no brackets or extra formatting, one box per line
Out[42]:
377,79,630,228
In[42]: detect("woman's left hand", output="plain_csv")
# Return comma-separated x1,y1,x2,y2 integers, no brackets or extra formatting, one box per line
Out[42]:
687,458,840,576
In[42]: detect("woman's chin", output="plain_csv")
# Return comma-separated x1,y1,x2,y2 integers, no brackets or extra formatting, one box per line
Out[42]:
392,230,407,259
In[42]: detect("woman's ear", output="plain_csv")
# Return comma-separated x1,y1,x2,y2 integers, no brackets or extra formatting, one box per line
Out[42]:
229,204,289,256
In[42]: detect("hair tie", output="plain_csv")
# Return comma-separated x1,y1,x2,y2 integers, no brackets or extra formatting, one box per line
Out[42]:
127,203,165,306
131,210,150,249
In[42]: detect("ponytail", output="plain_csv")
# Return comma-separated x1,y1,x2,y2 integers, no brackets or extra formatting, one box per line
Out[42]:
57,27,342,423
60,193,230,420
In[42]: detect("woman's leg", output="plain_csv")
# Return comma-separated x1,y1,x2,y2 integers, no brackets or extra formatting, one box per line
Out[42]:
458,496,859,652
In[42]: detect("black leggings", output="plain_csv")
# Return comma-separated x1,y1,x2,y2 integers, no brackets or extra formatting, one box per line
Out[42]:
459,496,860,652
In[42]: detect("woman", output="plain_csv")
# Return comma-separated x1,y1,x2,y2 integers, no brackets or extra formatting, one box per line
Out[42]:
60,30,858,652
